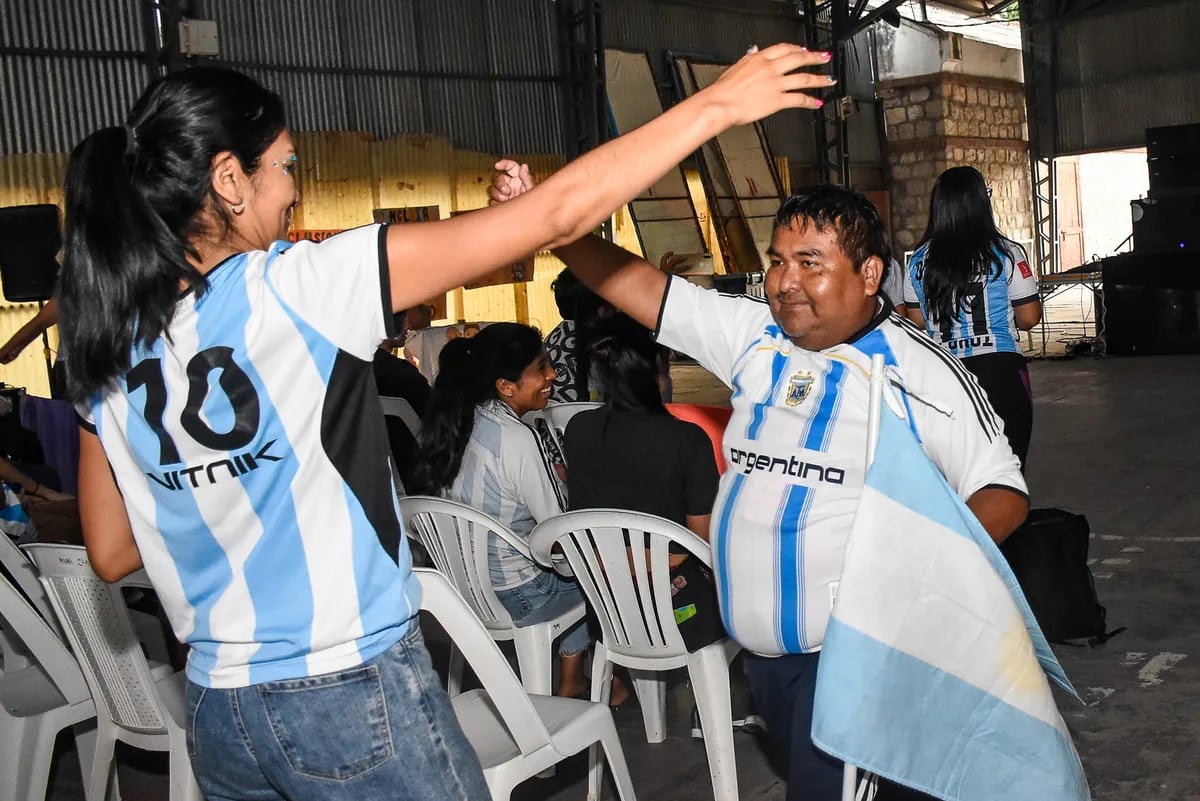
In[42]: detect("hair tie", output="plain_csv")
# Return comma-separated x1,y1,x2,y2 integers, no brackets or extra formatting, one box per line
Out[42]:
122,123,139,157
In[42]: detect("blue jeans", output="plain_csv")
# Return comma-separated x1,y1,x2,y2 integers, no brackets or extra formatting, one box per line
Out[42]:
186,626,489,801
495,568,589,656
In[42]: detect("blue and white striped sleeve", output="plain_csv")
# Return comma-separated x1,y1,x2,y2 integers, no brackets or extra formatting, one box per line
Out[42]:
267,223,393,360
902,250,922,307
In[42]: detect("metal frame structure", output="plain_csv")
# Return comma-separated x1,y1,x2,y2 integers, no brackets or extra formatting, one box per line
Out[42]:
1030,156,1058,277
799,0,907,186
1021,0,1059,277
557,0,607,160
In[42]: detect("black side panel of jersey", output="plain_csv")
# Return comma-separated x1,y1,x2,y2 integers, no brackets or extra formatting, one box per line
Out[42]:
321,350,402,564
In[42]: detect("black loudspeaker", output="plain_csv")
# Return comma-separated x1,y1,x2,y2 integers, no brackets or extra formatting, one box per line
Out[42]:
1098,251,1200,355
1146,123,1200,198
1130,195,1200,254
0,204,61,302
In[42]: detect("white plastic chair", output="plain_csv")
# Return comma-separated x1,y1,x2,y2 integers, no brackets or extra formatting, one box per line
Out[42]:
398,495,585,697
0,534,173,671
0,567,101,801
380,394,422,439
0,531,66,645
416,567,635,801
531,510,742,801
24,544,202,801
523,401,601,462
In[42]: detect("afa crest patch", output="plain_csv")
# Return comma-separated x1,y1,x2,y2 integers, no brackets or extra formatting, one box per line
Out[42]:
786,371,814,406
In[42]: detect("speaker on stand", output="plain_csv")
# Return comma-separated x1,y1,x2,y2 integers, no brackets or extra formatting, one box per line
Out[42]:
0,204,63,395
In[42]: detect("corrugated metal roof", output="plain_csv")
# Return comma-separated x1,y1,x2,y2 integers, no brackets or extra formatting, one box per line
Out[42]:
0,0,153,154
605,0,802,64
0,0,145,51
192,0,563,152
604,0,886,170
1,56,150,154
1048,0,1200,154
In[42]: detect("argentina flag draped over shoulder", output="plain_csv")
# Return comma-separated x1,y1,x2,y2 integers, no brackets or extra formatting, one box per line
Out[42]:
811,402,1090,801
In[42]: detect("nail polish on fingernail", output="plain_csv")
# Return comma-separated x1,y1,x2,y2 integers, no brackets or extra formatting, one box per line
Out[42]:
821,51,833,60
815,99,825,108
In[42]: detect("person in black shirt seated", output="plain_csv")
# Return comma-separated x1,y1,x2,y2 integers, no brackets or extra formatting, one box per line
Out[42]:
563,315,724,651
374,309,432,491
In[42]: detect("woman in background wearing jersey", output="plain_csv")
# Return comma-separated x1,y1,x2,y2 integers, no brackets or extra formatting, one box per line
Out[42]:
59,51,827,801
413,323,627,702
902,166,1042,468
563,315,724,653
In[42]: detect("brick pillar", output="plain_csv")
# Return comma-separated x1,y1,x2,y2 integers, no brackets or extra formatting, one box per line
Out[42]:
878,73,1032,259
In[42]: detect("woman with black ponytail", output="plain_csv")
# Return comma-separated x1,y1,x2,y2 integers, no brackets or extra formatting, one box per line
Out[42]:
59,46,827,799
413,322,609,700
902,166,1042,468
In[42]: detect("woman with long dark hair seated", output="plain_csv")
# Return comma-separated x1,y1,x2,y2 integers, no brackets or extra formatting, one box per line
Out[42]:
563,315,725,652
902,166,1042,468
412,322,603,699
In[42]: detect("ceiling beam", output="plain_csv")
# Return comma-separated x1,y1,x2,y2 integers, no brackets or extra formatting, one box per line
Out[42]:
845,0,907,39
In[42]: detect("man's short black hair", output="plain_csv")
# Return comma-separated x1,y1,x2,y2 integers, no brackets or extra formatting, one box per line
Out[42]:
774,186,892,283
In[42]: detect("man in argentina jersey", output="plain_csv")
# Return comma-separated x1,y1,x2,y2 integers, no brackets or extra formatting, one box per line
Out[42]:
544,185,1028,801
79,224,420,689
902,240,1040,358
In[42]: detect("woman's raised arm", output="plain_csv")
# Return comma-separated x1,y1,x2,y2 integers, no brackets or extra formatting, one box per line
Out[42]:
385,44,832,311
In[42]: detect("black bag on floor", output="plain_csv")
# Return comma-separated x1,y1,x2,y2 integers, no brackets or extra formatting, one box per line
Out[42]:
999,507,1123,646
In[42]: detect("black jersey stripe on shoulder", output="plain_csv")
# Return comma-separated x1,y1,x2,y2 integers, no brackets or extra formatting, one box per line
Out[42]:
716,292,769,305
893,316,1001,438
892,317,1002,439
898,324,1002,440
518,414,568,510
654,276,674,339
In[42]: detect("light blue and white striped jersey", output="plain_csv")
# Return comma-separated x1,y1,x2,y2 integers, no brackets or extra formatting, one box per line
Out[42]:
903,240,1039,358
80,224,421,689
656,276,1026,657
446,399,565,590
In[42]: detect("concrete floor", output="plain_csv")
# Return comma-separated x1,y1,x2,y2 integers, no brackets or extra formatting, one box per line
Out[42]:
40,353,1200,800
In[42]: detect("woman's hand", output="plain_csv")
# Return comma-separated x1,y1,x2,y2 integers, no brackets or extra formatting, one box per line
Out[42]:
703,44,833,125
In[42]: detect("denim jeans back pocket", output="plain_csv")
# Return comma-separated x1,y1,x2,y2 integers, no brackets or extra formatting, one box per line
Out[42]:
258,664,395,781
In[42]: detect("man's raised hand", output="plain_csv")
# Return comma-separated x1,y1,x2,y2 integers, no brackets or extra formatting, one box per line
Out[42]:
488,159,534,205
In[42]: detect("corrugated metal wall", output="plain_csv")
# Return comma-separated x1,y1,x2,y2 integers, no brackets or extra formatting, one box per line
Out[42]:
0,0,154,395
0,0,154,154
1033,0,1200,155
192,0,564,154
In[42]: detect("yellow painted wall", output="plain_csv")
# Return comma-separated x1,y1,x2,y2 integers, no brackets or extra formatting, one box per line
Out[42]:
0,153,67,397
0,133,575,397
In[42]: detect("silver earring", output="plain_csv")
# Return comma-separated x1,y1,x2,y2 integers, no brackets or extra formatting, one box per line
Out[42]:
231,199,246,215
